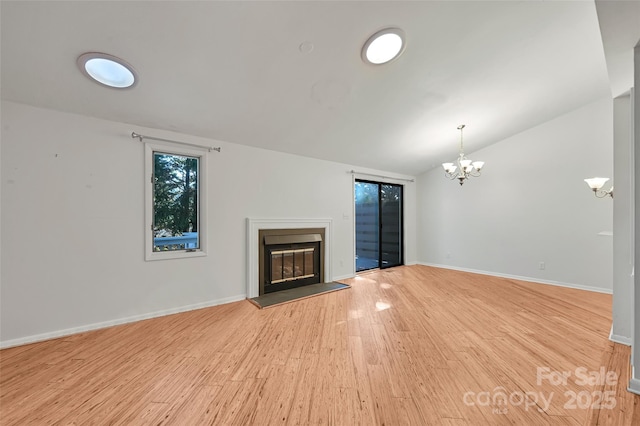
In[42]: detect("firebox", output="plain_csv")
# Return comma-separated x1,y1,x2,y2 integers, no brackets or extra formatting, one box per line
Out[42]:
259,229,324,295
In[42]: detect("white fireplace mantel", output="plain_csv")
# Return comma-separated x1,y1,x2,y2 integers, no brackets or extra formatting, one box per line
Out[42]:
246,218,332,298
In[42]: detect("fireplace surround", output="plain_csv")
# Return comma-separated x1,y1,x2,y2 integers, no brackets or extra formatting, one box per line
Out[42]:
246,218,332,298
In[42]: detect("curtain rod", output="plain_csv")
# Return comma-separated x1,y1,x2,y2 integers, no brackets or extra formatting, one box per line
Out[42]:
349,170,414,183
131,132,221,152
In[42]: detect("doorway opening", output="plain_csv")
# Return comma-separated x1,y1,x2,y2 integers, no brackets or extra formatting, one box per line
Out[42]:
354,180,403,272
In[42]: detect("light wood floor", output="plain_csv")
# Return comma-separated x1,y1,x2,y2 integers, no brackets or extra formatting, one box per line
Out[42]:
1,265,638,425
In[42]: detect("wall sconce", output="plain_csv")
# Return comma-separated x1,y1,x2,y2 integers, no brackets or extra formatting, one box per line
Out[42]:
584,177,613,198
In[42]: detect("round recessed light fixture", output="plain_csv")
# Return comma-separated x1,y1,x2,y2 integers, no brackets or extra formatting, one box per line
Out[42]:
77,52,138,89
362,28,406,65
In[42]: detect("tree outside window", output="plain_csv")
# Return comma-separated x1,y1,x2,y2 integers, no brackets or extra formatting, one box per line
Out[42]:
153,152,199,251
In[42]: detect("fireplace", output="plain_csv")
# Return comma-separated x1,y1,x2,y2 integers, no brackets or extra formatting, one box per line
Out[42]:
259,229,324,295
246,218,332,298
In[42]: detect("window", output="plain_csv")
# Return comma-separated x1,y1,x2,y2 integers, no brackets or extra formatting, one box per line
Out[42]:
145,143,207,260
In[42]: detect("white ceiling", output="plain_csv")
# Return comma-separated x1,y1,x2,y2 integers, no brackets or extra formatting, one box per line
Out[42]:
1,1,635,176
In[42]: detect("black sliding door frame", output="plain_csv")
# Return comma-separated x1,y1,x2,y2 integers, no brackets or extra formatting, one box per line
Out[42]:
355,179,404,272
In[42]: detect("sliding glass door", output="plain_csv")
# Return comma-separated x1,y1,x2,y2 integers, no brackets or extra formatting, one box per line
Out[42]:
380,183,403,268
355,180,403,272
355,181,380,271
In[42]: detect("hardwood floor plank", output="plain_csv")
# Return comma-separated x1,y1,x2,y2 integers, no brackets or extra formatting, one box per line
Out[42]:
164,384,222,425
345,335,377,424
285,353,322,425
252,359,299,425
1,265,638,425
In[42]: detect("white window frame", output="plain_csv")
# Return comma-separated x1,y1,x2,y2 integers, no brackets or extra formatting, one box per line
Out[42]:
145,142,208,261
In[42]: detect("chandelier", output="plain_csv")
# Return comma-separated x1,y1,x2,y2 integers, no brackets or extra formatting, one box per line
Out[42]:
442,124,484,185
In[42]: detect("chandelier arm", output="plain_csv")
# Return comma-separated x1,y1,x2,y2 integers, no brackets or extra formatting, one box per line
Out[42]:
444,172,458,180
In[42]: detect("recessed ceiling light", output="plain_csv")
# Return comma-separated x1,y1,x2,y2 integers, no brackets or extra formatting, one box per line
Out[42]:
77,52,137,89
362,28,406,65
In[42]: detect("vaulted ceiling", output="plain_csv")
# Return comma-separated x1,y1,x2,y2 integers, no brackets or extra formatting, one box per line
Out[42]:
1,1,637,175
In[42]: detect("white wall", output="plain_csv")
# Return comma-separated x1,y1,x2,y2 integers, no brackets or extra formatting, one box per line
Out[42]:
0,101,417,347
631,44,640,395
417,97,613,292
612,94,633,344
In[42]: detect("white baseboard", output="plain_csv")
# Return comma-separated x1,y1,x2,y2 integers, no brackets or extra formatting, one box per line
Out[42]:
417,262,613,294
0,294,246,349
332,273,356,282
609,326,632,346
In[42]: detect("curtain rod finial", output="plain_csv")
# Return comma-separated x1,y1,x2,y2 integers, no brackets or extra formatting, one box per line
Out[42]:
131,132,143,141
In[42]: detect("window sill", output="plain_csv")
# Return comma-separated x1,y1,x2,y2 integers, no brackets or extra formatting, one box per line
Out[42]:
145,249,207,262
